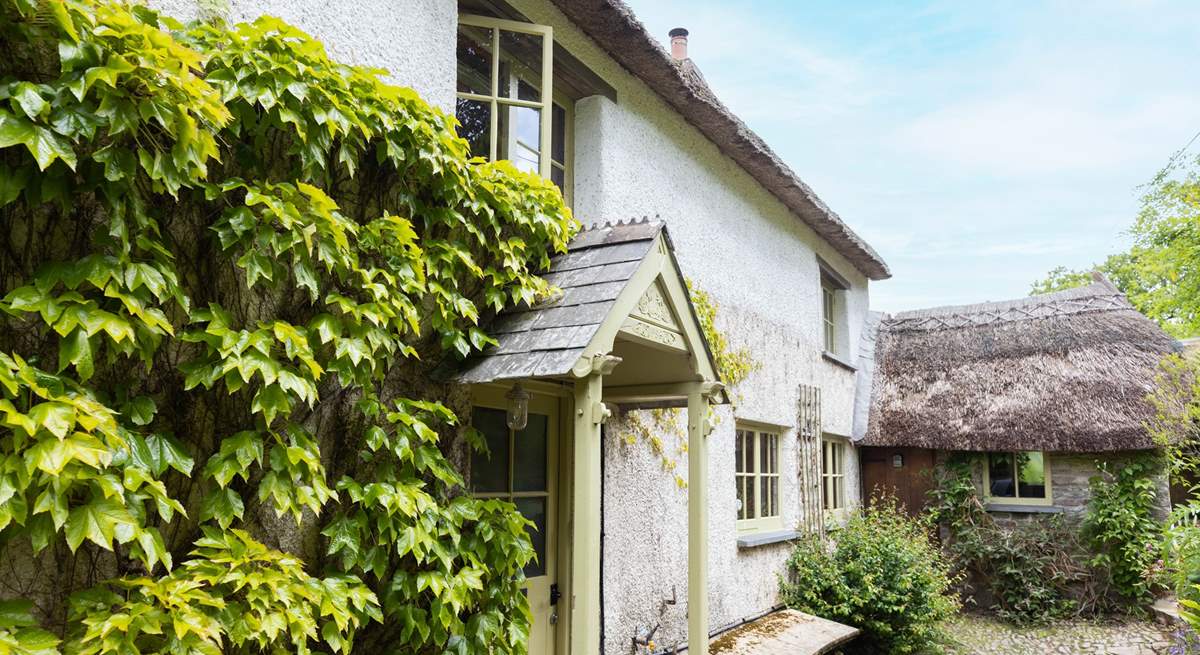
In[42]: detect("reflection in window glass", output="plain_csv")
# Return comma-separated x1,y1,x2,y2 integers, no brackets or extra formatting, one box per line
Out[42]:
513,414,547,492
470,408,509,493
1017,452,1046,498
498,31,542,101
988,453,1015,498
454,98,490,158
514,497,546,577
456,25,492,95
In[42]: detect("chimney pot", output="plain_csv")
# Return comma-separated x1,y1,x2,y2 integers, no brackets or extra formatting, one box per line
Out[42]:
669,27,689,60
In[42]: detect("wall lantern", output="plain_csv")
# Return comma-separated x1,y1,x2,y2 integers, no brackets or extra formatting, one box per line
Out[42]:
506,383,530,431
892,454,904,468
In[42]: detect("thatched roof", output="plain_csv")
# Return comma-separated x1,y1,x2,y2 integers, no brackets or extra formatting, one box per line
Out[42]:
547,0,890,281
856,276,1182,452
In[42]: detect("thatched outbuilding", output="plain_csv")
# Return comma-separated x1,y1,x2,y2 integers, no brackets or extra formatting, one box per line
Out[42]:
853,275,1180,516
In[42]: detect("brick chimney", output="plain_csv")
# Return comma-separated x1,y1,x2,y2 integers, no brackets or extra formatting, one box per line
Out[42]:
669,27,689,60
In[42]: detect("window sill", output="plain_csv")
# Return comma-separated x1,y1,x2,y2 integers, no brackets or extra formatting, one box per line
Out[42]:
984,503,1062,514
822,351,856,372
737,529,802,549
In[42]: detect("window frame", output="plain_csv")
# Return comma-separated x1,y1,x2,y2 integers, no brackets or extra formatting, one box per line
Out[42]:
456,14,554,179
821,437,847,513
818,261,849,357
735,425,783,533
982,451,1053,507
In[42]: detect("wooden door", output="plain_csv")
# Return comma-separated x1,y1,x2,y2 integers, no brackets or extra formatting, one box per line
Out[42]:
471,389,559,655
861,447,936,516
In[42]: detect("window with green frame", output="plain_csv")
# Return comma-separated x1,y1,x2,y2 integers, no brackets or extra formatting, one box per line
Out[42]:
736,426,781,532
820,268,847,356
821,438,846,511
455,15,572,202
984,451,1051,505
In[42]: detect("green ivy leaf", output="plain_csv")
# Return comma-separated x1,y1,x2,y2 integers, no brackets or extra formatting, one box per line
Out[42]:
142,432,193,476
199,487,244,529
64,498,128,551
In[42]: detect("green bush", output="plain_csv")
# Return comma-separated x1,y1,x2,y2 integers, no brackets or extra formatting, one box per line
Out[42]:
780,501,959,654
1083,455,1166,605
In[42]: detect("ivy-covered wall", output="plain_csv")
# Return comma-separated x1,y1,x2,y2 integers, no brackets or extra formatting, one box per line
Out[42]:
0,2,575,652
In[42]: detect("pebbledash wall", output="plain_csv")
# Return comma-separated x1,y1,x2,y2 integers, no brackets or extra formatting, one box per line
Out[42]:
147,1,871,653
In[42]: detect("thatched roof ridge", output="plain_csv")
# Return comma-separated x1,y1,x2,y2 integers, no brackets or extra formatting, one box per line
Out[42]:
547,0,890,281
859,277,1181,452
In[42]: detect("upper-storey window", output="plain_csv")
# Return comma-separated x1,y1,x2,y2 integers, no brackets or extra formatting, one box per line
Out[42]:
819,262,849,357
455,15,572,202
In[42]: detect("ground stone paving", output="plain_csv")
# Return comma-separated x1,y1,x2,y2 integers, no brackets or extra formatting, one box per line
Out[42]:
941,614,1175,655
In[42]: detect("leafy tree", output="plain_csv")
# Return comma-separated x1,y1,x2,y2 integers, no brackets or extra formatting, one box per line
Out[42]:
1030,152,1200,338
0,1,575,653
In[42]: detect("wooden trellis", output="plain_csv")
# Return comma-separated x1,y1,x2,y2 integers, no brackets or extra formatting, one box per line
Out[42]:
796,384,823,536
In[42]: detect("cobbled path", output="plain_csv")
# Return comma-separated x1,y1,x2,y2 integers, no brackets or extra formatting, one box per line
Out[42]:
940,614,1174,654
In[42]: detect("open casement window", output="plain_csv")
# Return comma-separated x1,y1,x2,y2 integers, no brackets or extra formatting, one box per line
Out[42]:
984,451,1052,506
736,427,781,532
455,15,573,204
821,438,846,511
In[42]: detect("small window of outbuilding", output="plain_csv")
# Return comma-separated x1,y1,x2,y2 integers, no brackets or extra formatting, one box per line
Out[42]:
984,451,1052,506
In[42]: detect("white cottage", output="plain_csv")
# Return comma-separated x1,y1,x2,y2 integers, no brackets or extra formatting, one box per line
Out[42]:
149,1,890,653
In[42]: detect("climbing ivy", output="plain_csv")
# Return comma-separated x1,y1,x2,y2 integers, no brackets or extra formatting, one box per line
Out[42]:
0,1,575,653
686,279,757,389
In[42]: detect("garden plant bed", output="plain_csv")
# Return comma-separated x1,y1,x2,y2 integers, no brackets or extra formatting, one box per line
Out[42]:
938,612,1173,654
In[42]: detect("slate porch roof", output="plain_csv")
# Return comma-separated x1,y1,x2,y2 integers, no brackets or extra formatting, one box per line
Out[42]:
449,218,665,384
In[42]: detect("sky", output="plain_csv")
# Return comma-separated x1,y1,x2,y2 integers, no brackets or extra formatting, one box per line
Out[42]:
624,0,1200,313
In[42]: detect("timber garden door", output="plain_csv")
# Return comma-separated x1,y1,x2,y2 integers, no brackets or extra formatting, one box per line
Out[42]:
470,388,559,655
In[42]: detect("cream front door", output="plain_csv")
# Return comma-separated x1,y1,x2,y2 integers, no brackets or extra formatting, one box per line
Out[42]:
470,390,558,655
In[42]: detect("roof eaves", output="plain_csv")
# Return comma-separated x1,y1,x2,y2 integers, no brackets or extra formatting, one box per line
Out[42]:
547,0,890,280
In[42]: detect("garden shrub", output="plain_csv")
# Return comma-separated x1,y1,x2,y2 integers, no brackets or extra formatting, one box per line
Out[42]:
1083,454,1166,606
0,0,575,653
780,500,959,654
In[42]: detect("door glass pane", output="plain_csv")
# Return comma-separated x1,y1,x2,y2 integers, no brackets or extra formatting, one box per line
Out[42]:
988,453,1016,498
498,30,542,101
454,98,490,158
513,413,548,492
1017,452,1046,499
470,407,509,493
514,497,546,577
456,25,493,95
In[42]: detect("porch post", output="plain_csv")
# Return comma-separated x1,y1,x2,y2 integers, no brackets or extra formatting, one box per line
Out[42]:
570,355,617,655
687,382,714,655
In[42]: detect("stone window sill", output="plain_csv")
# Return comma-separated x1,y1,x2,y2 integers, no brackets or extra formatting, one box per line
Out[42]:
984,503,1063,514
822,351,856,372
737,529,802,549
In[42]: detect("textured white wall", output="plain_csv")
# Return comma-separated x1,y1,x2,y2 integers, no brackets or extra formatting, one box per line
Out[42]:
509,1,873,652
145,0,458,112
